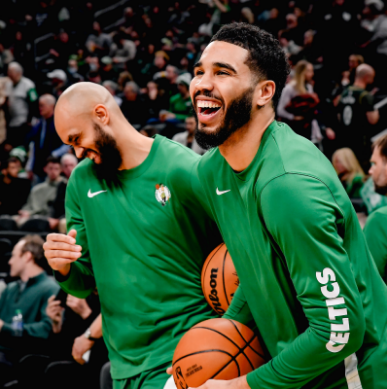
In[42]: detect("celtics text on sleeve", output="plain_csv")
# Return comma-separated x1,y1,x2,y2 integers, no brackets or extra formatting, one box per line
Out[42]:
229,174,366,389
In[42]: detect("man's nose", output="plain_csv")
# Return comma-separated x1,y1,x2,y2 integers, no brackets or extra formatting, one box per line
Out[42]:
74,147,85,159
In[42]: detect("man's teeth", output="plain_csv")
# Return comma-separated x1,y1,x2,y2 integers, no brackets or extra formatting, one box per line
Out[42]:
197,101,221,108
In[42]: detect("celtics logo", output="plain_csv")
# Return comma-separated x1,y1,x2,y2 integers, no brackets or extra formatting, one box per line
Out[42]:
155,184,171,206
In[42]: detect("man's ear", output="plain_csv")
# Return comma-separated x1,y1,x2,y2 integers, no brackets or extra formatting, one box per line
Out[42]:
94,104,109,125
255,80,276,108
23,251,33,263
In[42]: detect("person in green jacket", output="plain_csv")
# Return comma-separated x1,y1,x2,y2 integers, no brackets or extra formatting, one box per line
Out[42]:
168,73,193,121
190,23,387,389
0,235,59,386
364,134,387,282
43,82,220,389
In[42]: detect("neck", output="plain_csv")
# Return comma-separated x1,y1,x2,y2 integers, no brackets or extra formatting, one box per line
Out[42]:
354,79,366,89
21,265,43,282
218,108,275,172
114,118,154,170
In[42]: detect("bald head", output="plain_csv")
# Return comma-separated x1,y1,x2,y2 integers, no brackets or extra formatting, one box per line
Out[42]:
355,64,375,83
39,94,56,119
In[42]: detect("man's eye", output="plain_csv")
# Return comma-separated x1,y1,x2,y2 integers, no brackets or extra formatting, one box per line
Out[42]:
195,71,204,76
217,71,229,75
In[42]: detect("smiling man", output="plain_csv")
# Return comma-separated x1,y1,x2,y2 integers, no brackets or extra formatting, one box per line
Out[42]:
191,23,387,389
42,82,220,389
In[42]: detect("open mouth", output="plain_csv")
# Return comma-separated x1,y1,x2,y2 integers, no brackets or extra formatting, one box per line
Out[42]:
197,100,222,118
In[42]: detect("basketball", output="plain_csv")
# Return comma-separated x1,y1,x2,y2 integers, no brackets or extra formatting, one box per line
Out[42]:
172,318,265,388
202,244,239,315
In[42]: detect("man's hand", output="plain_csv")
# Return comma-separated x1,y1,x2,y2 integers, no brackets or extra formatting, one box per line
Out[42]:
190,376,249,389
325,128,336,140
66,295,92,319
18,210,30,218
0,319,4,332
72,335,95,365
43,229,82,276
46,295,64,333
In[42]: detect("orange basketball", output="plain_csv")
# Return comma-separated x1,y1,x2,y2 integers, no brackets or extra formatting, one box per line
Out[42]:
202,243,239,315
172,318,265,388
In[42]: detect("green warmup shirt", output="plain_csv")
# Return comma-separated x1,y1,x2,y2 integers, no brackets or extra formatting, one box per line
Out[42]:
56,135,219,380
364,205,387,283
197,121,387,388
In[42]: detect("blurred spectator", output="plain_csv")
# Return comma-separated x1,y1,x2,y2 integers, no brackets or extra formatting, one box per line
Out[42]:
298,30,322,65
103,81,122,107
109,33,136,69
86,22,112,58
120,82,144,127
277,60,323,143
282,13,305,46
332,148,366,199
0,157,31,216
5,62,38,148
336,64,379,169
172,115,205,155
25,94,68,182
47,69,68,98
343,54,365,86
364,134,387,282
100,57,119,83
0,235,59,387
18,157,64,228
164,73,192,122
66,59,84,85
143,81,169,121
50,30,75,70
141,51,169,84
0,76,8,145
117,71,133,92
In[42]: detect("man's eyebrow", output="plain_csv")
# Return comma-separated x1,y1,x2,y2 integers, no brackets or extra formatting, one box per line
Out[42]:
193,61,202,69
213,62,237,73
68,133,81,144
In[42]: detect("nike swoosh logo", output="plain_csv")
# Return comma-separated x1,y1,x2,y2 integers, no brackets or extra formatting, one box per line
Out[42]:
88,189,107,198
216,188,231,195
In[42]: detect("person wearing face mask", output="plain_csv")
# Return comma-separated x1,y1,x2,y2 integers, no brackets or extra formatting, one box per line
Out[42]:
66,59,84,85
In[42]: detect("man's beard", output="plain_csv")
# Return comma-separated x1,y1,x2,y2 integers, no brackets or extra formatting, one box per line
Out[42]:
92,123,122,184
195,87,254,150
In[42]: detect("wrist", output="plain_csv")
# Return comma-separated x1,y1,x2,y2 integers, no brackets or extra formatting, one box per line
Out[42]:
83,327,99,342
58,263,71,276
80,306,92,320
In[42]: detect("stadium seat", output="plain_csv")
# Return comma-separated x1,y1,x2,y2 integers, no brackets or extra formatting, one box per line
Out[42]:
20,217,50,233
0,216,18,231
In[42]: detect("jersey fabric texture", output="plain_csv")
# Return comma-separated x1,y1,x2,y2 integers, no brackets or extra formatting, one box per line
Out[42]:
56,135,219,380
113,361,170,389
197,121,387,388
364,205,387,282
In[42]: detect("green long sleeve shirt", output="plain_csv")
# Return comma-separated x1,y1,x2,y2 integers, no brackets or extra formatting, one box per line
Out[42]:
56,135,220,380
0,272,59,350
169,93,192,121
363,205,387,282
197,120,387,388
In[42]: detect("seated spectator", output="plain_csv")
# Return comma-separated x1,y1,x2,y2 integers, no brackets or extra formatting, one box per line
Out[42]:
100,56,119,83
46,69,68,99
18,294,107,389
120,82,144,128
103,81,122,107
51,153,78,233
18,157,64,228
336,64,380,170
364,134,387,282
332,148,366,199
109,33,136,70
66,59,84,85
277,60,325,143
0,157,30,216
25,94,69,182
162,73,192,122
0,235,59,387
85,22,112,58
172,115,205,155
143,80,169,121
5,62,38,148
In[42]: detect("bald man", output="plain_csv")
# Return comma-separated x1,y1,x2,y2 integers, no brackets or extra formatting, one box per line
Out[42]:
43,82,220,389
26,94,69,181
337,63,379,170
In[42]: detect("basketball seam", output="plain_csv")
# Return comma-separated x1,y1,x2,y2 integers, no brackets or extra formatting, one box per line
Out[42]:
211,351,240,379
229,320,266,360
172,348,234,366
202,243,225,288
222,249,230,306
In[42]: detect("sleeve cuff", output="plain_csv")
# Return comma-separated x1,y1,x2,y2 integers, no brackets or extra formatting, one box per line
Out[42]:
54,266,72,283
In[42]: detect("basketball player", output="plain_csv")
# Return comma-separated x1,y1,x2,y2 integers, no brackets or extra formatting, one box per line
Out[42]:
190,23,387,388
43,82,220,389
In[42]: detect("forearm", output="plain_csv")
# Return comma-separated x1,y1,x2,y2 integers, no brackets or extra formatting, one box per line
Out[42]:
89,314,102,339
223,286,254,326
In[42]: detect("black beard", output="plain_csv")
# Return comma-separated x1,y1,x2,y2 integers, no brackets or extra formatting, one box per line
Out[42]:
374,183,387,196
195,87,254,150
92,123,122,185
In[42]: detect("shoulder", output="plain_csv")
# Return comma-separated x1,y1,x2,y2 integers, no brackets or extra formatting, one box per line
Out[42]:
157,135,200,167
22,77,36,89
40,275,60,295
170,93,180,102
365,206,387,230
70,158,94,179
172,132,186,142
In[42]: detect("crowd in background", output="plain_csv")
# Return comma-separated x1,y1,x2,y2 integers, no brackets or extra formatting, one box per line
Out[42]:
1,0,387,387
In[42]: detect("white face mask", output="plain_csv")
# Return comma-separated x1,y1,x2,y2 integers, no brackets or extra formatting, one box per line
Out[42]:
68,67,77,74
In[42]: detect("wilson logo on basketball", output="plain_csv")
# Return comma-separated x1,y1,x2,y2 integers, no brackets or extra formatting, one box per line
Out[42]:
175,366,188,389
209,268,225,315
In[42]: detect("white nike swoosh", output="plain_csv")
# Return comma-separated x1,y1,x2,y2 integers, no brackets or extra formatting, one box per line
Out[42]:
88,189,107,198
216,188,231,195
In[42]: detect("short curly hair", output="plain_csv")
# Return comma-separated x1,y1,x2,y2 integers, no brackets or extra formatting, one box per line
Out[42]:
210,23,290,110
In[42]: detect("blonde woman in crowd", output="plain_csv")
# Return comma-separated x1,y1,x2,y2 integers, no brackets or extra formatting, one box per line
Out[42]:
332,147,366,199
